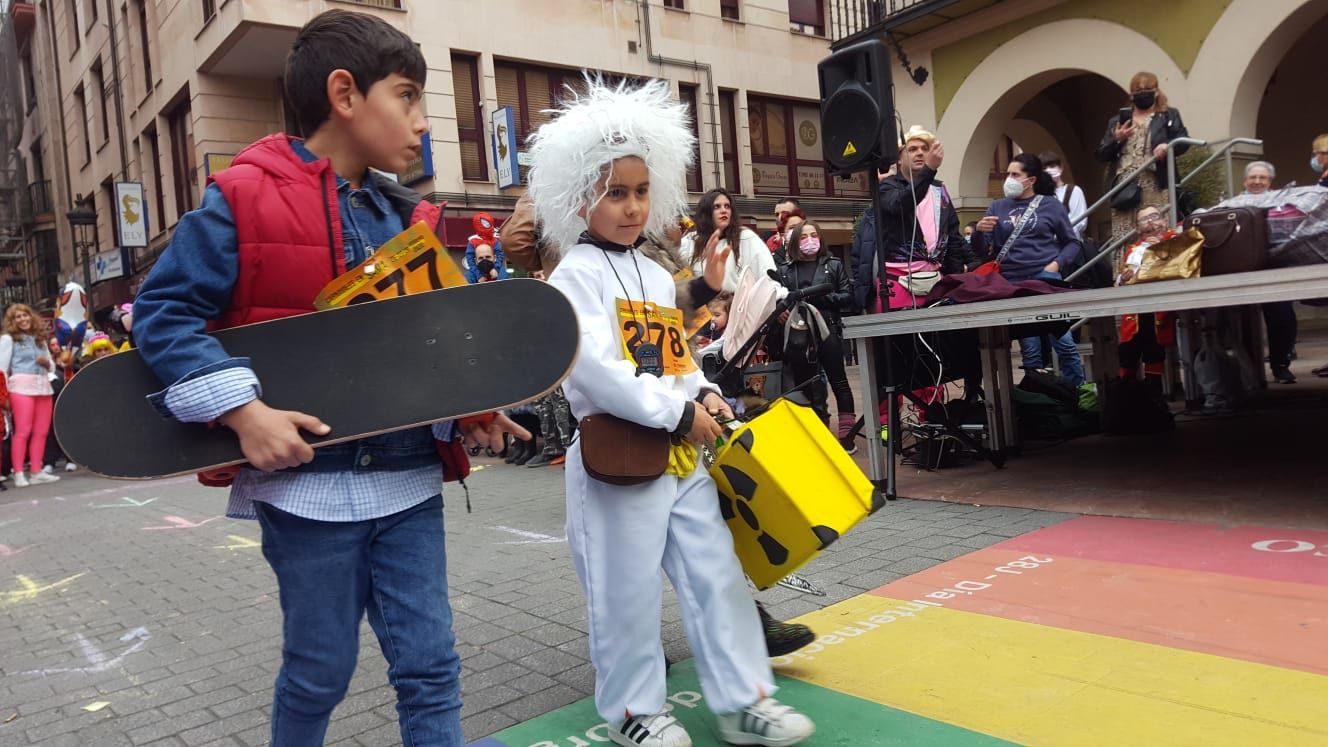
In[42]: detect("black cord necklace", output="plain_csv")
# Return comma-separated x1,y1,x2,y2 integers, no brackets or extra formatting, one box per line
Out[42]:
599,244,664,377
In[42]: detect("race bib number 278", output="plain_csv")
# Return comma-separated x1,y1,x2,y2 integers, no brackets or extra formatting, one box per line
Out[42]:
616,299,696,376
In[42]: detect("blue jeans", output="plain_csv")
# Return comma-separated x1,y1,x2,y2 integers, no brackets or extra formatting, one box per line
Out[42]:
255,495,462,746
1016,271,1085,387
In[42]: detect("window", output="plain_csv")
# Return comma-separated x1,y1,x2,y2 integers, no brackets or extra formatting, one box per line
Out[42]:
788,0,824,35
663,0,685,8
35,231,61,300
201,0,216,23
721,0,740,20
145,125,165,238
495,61,609,182
748,95,830,197
135,0,152,92
167,97,198,220
67,0,80,51
30,139,45,184
92,60,110,145
87,0,99,32
22,54,37,113
101,179,116,250
679,84,702,193
718,90,739,193
74,85,91,164
451,53,487,182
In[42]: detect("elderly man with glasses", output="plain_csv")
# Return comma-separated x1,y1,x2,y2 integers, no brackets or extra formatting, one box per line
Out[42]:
1115,205,1177,395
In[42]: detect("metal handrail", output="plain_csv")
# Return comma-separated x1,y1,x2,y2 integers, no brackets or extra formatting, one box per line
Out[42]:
1065,136,1263,283
1065,136,1264,331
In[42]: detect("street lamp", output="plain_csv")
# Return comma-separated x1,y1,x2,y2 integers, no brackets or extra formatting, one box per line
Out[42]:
66,193,97,292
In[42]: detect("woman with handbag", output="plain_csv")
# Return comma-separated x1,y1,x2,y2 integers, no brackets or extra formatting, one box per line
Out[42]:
972,153,1086,386
774,222,857,452
1094,71,1190,246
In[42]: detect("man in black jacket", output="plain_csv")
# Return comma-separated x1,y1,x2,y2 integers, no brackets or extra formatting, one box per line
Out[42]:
852,126,971,312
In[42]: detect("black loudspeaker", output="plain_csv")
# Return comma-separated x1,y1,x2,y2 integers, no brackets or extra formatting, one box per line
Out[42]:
817,39,897,176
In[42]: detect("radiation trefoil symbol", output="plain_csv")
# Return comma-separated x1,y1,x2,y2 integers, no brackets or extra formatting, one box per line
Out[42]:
717,430,789,566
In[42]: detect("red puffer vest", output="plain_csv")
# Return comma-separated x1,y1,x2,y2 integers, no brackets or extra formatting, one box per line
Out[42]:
210,134,444,329
200,134,446,487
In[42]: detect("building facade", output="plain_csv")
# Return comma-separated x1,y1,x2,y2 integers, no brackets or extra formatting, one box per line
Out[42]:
2,0,868,318
836,0,1328,233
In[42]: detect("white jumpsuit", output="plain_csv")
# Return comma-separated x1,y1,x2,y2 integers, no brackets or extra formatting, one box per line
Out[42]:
550,243,775,725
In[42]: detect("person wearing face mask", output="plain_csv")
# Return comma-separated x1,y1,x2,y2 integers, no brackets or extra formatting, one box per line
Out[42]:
464,212,510,283
972,153,1086,386
1039,151,1087,238
850,125,969,313
1095,71,1190,246
1313,133,1328,189
773,222,856,451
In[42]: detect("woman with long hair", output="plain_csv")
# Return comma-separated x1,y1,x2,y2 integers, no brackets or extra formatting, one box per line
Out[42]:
681,188,776,293
971,153,1086,386
774,222,857,451
1094,71,1189,245
0,304,61,487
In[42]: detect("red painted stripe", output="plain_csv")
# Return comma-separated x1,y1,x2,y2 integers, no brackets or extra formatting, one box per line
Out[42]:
869,547,1328,675
991,516,1328,586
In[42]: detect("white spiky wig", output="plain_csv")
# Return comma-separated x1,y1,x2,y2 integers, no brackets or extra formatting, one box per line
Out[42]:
526,76,695,252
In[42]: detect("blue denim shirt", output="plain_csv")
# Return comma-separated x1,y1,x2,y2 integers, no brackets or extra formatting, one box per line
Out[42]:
133,139,447,521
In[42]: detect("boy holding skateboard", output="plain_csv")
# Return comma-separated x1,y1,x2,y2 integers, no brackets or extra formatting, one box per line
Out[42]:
132,11,463,745
529,79,814,747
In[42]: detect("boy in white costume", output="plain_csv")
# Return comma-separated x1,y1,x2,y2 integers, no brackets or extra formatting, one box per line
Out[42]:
529,79,815,747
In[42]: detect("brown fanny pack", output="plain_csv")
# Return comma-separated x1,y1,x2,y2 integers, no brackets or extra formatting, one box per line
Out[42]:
578,414,670,485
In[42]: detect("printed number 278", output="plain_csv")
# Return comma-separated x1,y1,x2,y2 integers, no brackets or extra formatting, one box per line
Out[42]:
623,320,685,358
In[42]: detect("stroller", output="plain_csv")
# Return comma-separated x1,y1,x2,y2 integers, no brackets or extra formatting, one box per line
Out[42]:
700,266,835,411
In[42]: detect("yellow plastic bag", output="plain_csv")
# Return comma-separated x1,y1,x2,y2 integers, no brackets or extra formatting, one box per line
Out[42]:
709,400,882,589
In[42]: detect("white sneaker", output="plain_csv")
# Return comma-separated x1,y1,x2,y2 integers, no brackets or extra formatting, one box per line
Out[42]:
65,462,78,472
29,471,60,485
717,698,815,747
610,712,692,747
41,465,54,475
13,472,29,488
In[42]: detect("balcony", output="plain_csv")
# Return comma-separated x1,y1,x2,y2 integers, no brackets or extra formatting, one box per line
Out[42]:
8,1,35,51
830,0,1001,46
197,1,405,78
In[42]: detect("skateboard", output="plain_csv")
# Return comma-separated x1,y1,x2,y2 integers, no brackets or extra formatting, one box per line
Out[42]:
54,280,578,479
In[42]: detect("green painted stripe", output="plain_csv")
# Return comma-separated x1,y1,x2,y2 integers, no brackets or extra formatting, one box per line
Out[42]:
479,659,1013,746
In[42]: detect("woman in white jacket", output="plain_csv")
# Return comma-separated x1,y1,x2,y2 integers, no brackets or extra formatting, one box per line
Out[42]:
682,189,777,292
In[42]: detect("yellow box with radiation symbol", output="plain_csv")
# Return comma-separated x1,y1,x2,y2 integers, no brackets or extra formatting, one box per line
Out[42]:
709,399,882,589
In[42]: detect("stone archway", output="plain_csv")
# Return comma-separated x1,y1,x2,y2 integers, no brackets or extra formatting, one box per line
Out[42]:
1190,0,1328,141
935,18,1183,205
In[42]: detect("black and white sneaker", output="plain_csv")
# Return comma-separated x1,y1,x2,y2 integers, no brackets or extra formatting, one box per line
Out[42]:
610,712,691,747
717,698,814,746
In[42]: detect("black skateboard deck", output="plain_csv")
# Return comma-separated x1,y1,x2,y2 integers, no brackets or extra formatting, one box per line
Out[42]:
55,280,578,479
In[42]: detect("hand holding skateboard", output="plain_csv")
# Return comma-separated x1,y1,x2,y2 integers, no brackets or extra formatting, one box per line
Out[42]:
218,400,331,472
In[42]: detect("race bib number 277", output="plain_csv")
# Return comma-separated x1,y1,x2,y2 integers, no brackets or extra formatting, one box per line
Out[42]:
314,222,467,310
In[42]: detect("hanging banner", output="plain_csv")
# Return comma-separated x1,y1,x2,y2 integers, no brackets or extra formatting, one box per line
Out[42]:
114,182,149,248
492,106,519,188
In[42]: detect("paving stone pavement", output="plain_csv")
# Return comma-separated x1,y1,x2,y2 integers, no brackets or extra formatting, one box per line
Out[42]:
0,462,1074,745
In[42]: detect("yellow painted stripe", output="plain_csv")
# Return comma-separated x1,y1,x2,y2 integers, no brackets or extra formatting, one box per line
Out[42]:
774,595,1328,746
